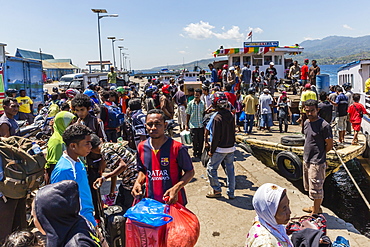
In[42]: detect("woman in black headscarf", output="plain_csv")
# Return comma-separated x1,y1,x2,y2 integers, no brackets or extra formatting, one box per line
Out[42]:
32,180,101,247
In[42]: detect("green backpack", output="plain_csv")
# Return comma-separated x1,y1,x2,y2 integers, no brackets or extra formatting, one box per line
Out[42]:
0,136,46,199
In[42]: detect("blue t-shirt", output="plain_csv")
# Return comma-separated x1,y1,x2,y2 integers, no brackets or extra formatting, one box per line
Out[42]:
51,153,96,226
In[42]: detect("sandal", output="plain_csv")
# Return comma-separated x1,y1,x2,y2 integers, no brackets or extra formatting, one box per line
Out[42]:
206,191,222,198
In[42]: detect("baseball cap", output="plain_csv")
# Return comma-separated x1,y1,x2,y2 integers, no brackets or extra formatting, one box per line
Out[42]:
263,88,270,93
305,83,312,89
270,62,274,66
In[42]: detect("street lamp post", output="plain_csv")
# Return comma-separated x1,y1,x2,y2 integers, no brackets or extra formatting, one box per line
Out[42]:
108,37,124,71
118,46,128,71
91,9,118,72
122,53,129,71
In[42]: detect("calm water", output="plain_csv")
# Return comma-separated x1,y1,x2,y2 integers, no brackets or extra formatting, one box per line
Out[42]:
320,64,344,86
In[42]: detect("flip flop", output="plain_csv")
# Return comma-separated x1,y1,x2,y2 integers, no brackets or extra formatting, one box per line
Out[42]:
206,191,222,198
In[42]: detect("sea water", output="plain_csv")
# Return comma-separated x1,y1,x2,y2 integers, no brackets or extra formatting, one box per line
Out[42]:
318,64,344,86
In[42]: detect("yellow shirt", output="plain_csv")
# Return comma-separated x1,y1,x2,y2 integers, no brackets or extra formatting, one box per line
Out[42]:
16,96,33,113
300,90,317,113
365,78,370,92
108,72,117,84
243,94,259,115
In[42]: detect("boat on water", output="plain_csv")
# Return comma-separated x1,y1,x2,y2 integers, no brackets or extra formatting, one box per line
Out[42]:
236,130,366,181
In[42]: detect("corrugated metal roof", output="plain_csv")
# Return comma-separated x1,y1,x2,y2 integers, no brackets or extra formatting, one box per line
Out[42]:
16,48,54,60
44,58,72,64
42,61,79,69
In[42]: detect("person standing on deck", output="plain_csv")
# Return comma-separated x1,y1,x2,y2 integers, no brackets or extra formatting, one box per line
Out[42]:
241,63,252,95
258,89,274,132
107,66,118,88
265,62,278,96
208,63,218,87
344,83,354,135
300,59,309,86
302,99,333,215
308,60,320,86
328,87,348,143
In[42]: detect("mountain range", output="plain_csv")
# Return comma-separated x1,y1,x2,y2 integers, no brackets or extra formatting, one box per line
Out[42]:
145,35,370,71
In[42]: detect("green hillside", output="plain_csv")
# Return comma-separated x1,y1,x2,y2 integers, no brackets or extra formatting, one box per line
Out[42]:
144,35,370,70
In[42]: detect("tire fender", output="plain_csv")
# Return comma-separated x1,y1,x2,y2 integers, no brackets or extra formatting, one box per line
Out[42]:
276,151,303,181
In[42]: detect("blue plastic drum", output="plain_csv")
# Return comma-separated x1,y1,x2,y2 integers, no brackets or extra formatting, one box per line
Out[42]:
316,74,330,94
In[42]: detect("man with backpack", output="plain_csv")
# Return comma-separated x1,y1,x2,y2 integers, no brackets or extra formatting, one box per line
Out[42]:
100,91,124,142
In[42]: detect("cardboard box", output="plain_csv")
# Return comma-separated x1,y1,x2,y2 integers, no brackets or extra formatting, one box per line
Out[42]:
184,81,202,95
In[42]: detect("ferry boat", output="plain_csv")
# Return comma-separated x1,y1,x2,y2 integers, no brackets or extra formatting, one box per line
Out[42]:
337,60,370,155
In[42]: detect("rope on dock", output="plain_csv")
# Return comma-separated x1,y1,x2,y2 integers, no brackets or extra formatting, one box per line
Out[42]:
333,146,370,211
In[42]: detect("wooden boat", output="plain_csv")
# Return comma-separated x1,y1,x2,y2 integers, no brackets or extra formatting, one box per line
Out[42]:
236,133,366,181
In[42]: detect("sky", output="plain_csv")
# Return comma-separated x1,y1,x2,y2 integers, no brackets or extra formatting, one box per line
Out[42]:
1,0,370,70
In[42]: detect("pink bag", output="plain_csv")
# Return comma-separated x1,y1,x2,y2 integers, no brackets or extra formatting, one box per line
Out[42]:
126,219,166,247
164,203,200,247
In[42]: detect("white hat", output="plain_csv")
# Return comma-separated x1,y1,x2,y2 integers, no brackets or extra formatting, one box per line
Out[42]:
270,62,274,66
263,88,270,93
229,66,235,71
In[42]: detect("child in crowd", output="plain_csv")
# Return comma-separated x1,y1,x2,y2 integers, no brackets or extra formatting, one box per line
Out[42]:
71,93,106,141
347,93,368,145
51,124,96,226
278,96,290,133
45,111,76,184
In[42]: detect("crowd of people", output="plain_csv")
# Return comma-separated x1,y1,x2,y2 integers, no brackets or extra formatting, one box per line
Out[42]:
0,61,365,246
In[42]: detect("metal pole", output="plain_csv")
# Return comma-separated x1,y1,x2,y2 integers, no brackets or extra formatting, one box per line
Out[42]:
129,60,131,72
97,13,103,72
124,56,127,71
122,54,125,72
111,39,116,70
119,48,123,71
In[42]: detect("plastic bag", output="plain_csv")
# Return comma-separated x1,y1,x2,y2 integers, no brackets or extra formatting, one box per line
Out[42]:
126,218,166,247
333,236,350,247
239,111,246,122
164,203,200,247
124,198,173,227
180,130,192,145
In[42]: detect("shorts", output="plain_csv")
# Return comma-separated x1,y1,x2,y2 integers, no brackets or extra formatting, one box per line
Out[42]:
336,116,347,131
303,162,326,200
352,123,361,132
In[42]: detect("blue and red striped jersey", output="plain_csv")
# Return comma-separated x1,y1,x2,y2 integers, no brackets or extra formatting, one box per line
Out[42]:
137,137,193,205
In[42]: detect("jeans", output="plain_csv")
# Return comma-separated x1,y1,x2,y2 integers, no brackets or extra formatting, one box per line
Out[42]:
207,151,235,196
260,113,273,128
244,114,254,134
278,117,288,132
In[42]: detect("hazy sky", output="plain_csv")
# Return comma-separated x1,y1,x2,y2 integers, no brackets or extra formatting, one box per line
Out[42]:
1,0,370,70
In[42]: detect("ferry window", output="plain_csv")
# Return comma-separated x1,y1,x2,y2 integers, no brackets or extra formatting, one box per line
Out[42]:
232,56,241,66
274,55,282,65
243,56,251,65
252,55,263,66
264,56,272,65
351,74,354,84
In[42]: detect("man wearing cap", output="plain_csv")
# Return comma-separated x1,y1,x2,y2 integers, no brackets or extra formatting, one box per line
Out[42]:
205,92,236,199
259,89,274,132
265,62,277,95
301,59,309,86
241,63,252,95
300,84,317,133
309,60,320,86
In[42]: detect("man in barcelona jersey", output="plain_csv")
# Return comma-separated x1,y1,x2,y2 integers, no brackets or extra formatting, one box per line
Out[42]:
132,109,195,205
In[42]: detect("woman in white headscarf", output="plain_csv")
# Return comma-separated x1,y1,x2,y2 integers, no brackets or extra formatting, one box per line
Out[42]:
245,183,293,247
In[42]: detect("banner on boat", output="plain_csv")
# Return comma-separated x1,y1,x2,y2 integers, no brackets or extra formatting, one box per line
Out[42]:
244,41,279,47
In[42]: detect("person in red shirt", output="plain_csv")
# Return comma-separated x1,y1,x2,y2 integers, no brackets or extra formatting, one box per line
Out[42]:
300,59,309,85
132,109,195,205
347,93,368,145
224,83,236,107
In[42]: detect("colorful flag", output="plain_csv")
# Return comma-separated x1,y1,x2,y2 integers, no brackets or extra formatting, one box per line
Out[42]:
254,47,259,53
247,31,252,40
234,48,240,54
225,49,230,54
244,48,248,53
258,47,264,54
263,47,269,54
270,47,276,52
229,48,235,54
248,47,254,53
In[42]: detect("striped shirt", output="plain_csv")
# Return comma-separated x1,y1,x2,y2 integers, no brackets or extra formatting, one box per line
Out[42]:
136,138,193,205
186,99,205,128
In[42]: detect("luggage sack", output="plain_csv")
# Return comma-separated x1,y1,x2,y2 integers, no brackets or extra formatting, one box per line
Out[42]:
180,130,192,145
0,136,46,199
104,205,126,247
